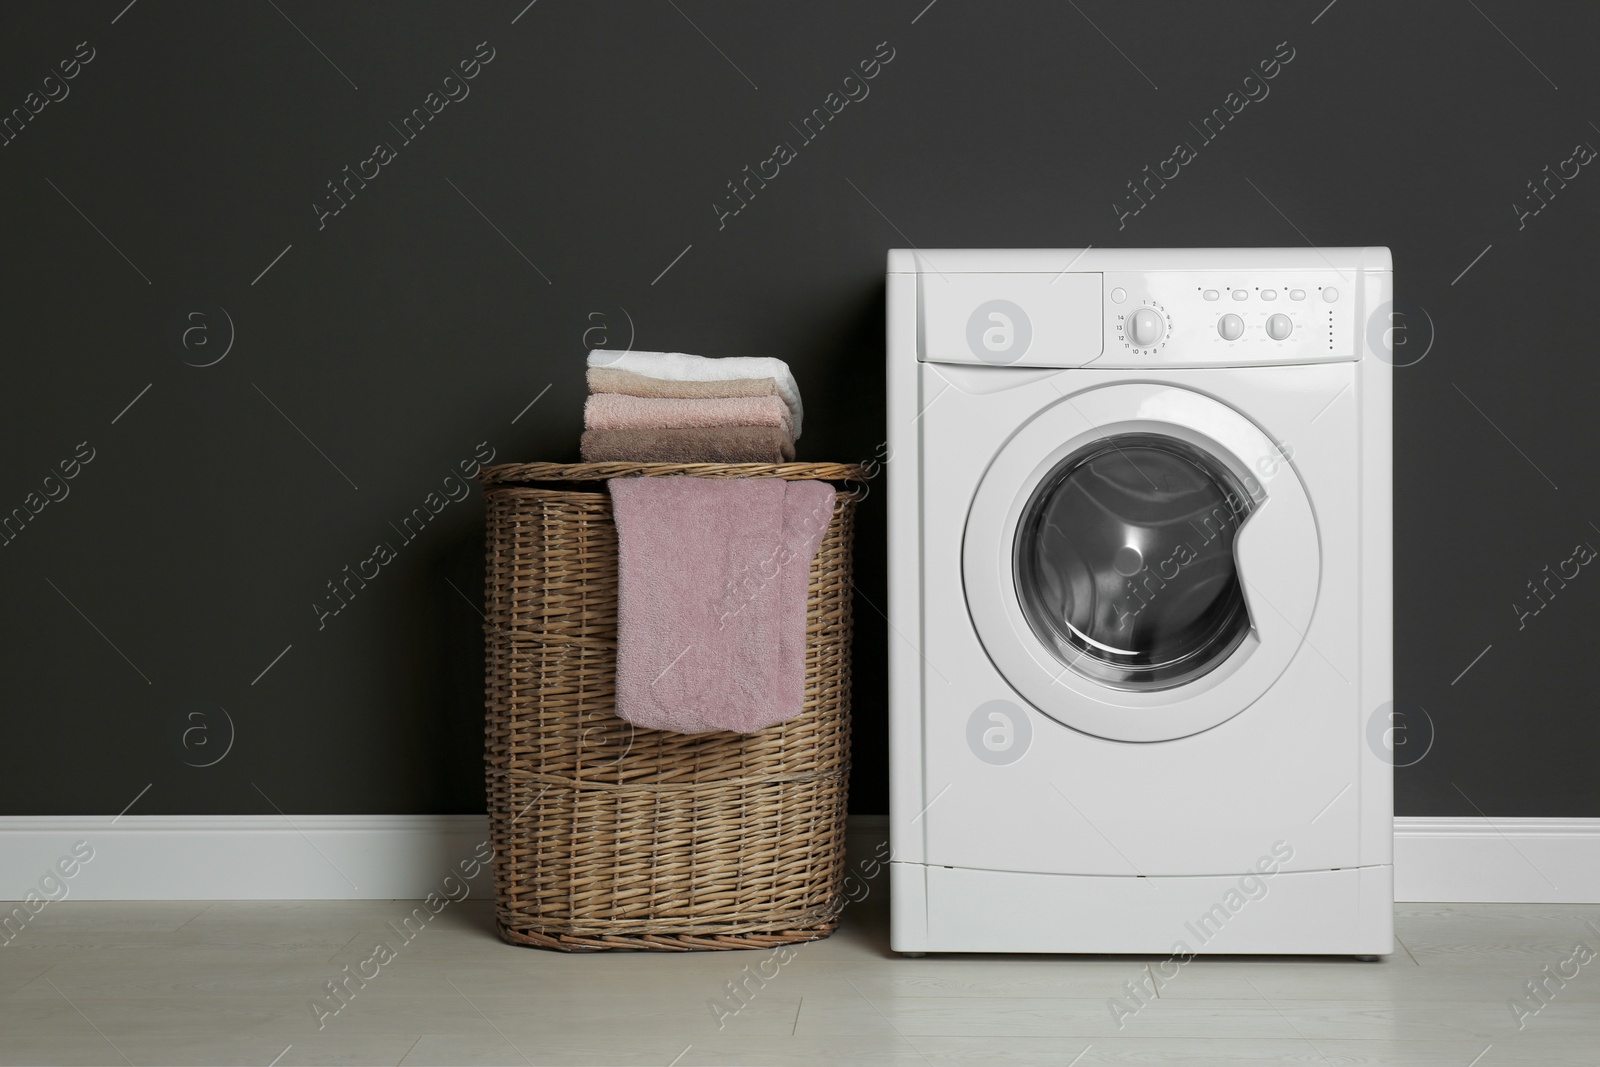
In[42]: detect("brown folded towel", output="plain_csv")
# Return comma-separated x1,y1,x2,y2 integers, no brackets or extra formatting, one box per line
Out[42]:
580,426,795,463
587,366,779,400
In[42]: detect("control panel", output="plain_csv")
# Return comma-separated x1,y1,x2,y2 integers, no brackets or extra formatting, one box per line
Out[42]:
916,267,1363,368
1102,270,1356,366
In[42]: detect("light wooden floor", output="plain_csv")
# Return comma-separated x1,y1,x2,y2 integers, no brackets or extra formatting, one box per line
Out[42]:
3,865,1599,1065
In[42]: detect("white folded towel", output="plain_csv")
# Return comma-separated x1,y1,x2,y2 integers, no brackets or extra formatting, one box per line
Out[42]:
587,349,803,439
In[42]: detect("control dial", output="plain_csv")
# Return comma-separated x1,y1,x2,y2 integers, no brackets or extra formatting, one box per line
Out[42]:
1218,313,1244,341
1127,307,1164,347
1266,313,1293,341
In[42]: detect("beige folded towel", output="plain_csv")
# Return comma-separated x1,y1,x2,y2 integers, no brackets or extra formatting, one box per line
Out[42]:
584,394,794,437
588,367,778,400
580,426,795,463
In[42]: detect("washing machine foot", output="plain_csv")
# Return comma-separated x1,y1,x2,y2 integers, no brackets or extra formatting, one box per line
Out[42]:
1354,954,1380,962
900,951,926,958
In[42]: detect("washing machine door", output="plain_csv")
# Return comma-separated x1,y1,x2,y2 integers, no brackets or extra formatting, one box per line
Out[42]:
963,382,1320,742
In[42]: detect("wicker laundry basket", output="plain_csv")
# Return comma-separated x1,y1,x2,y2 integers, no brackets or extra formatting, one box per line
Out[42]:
480,461,865,951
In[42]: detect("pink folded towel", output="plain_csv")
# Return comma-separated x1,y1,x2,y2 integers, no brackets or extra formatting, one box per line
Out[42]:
585,393,794,437
607,476,837,734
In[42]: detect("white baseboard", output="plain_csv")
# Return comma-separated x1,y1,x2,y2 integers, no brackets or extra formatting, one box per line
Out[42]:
1394,817,1600,904
1,814,1596,902
0,815,493,902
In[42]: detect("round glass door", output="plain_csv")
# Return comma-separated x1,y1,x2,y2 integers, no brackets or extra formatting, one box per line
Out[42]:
1013,434,1255,691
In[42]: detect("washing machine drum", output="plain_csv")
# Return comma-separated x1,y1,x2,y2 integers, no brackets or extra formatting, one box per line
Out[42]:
1015,435,1253,692
962,382,1321,742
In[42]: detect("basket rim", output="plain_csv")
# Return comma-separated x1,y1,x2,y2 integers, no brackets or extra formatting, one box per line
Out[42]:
479,461,870,487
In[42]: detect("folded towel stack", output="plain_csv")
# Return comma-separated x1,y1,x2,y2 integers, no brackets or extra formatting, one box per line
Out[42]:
581,350,804,463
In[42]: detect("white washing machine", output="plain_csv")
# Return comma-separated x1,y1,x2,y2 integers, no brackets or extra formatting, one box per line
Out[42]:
886,247,1393,956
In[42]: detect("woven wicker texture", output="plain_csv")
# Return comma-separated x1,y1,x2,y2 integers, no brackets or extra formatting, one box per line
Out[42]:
481,461,864,951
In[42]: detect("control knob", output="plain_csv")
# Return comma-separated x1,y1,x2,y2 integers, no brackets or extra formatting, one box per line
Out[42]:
1127,307,1164,347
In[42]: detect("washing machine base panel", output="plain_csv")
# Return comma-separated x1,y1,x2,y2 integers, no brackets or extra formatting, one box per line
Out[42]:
890,861,1394,956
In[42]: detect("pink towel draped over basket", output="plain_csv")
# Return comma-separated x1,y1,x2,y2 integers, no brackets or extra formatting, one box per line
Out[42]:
606,476,837,734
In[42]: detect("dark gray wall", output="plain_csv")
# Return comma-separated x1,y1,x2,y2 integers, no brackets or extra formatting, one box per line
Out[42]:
2,1,1594,817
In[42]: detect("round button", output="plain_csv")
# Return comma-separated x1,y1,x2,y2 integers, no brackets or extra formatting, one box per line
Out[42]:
1111,287,1127,304
1218,313,1244,341
1322,287,1339,302
1266,313,1293,341
1128,307,1164,347
1203,289,1220,301
1231,290,1249,301
1261,289,1278,300
1290,289,1306,300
